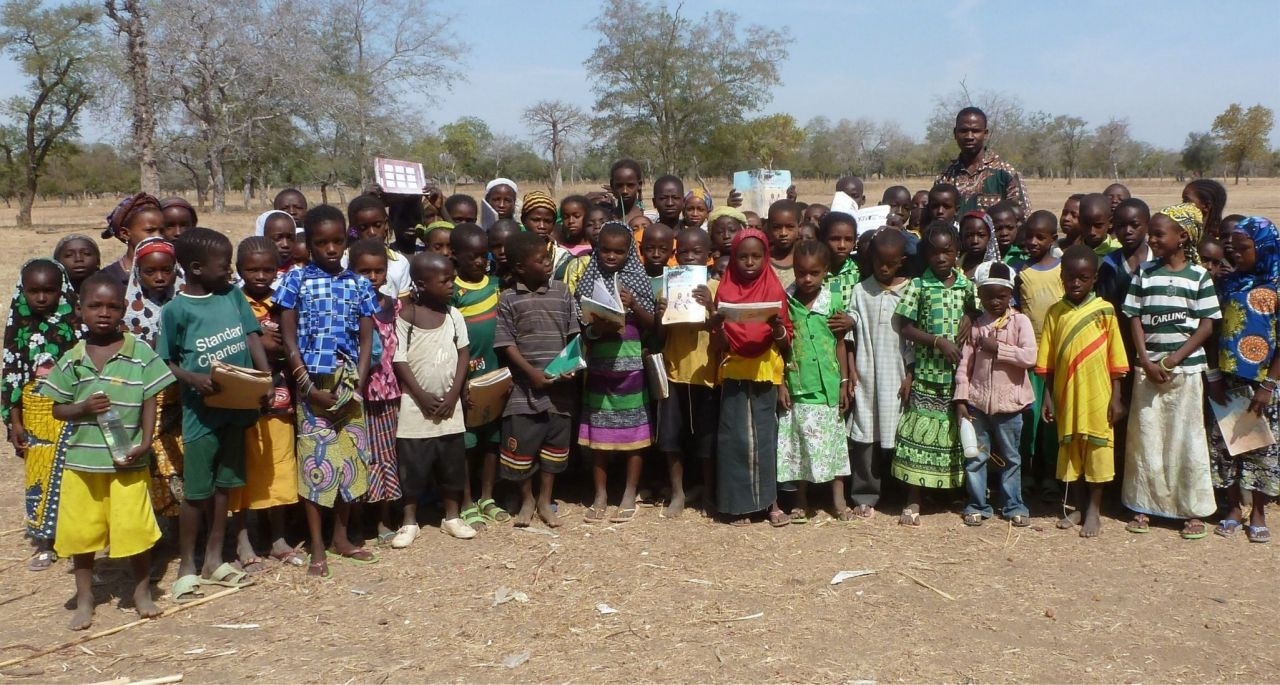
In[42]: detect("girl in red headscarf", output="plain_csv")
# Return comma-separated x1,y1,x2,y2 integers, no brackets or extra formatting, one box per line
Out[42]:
713,228,793,526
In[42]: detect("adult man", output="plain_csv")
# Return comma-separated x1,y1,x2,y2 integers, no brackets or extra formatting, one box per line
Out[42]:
936,107,1029,217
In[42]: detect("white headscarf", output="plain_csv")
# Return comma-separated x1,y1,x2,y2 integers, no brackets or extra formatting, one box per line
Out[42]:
485,178,518,196
255,209,295,237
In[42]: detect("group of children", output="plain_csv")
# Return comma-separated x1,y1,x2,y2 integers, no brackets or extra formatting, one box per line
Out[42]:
4,165,1275,631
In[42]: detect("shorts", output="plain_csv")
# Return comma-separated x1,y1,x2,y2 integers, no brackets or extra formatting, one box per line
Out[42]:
182,426,247,501
656,382,719,459
499,412,572,481
464,419,501,451
54,468,161,559
1057,439,1115,484
397,434,466,496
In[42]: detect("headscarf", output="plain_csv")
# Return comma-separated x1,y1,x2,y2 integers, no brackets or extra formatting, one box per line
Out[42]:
2,259,79,425
160,197,198,226
254,209,293,237
53,233,97,259
423,220,454,233
576,221,655,318
685,188,713,210
1218,217,1280,382
123,236,179,348
520,191,557,220
962,210,1000,264
707,206,747,226
1159,202,1205,264
1220,217,1280,299
102,192,161,240
714,227,793,358
485,178,518,196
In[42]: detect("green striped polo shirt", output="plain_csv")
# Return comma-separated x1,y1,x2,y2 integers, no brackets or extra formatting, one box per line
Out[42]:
39,333,175,472
1122,262,1220,373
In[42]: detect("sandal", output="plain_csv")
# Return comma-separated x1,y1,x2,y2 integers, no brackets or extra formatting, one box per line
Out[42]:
1215,519,1241,538
375,530,397,545
329,547,378,564
27,549,56,572
1010,514,1031,527
898,508,921,527
1125,514,1150,534
171,574,206,603
963,512,984,527
852,504,875,520
609,507,637,524
583,505,607,523
270,548,307,567
477,498,512,523
1180,520,1208,540
460,505,487,531
306,557,332,578
836,507,856,522
1247,525,1271,544
768,510,791,527
239,556,267,574
201,562,254,588
789,508,809,524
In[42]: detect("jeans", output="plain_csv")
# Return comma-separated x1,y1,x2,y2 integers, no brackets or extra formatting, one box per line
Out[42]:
964,409,1029,518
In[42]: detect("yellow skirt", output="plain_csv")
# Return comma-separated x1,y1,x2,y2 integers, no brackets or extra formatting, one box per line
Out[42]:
21,382,66,541
229,415,298,511
54,467,161,559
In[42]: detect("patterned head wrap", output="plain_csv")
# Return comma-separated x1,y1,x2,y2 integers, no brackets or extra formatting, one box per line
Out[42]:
1159,202,1205,264
962,210,1000,263
1220,217,1280,298
2,259,80,425
102,192,162,241
520,191,557,220
1218,217,1280,382
685,188,713,210
707,206,747,226
123,236,180,348
576,221,655,318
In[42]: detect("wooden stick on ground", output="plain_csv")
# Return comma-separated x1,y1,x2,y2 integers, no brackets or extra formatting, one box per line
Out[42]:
0,587,240,670
897,569,956,601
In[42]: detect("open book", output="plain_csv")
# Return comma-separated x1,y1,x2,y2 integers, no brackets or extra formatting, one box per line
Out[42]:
581,275,626,326
464,368,512,428
544,336,587,377
662,265,708,325
718,301,781,324
205,361,272,410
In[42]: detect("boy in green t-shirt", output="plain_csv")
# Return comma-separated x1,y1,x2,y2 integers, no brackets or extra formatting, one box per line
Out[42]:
159,227,270,599
42,272,175,630
450,225,507,527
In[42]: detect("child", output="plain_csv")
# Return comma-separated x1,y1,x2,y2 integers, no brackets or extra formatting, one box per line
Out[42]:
709,207,744,259
483,178,518,227
609,159,644,220
925,184,960,225
640,222,675,279
161,227,270,596
445,193,479,225
122,237,184,519
714,228,793,526
423,223,453,256
802,203,829,228
836,176,866,206
907,189,930,237
882,186,912,228
989,200,1026,265
255,210,299,285
1014,211,1066,497
561,207,611,294
1037,245,1129,538
711,254,730,281
489,218,523,291
819,212,859,304
578,223,656,524
683,189,712,230
229,237,302,567
557,195,593,262
1079,193,1119,257
767,199,801,289
450,224,508,528
1096,199,1152,313
1210,217,1279,542
53,234,101,295
1220,214,1245,240
892,221,972,526
393,252,474,542
273,188,308,227
954,261,1036,527
160,197,197,240
652,175,685,228
655,228,720,517
1121,205,1219,539
3,259,80,570
275,205,379,576
347,239,404,542
958,210,997,278
1056,195,1083,251
495,232,580,527
628,213,653,235
1198,237,1230,281
1104,183,1131,210
777,241,852,520
1182,179,1227,237
346,194,411,298
848,229,912,519
522,191,569,276
100,193,164,287
42,272,174,629
743,210,762,231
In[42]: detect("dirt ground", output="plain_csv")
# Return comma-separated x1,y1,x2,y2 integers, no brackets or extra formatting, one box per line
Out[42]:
0,180,1277,684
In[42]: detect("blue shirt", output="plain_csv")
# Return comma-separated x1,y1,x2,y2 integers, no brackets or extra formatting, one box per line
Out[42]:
273,264,379,374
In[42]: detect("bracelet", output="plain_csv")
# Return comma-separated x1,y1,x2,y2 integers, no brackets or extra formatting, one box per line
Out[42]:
1159,357,1175,370
773,329,787,341
932,335,939,348
839,378,850,384
1205,369,1223,382
1262,379,1279,393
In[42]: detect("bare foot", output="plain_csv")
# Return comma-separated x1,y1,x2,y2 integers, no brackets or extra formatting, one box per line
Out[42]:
513,500,535,528
134,584,161,619
1057,510,1082,529
535,501,561,528
68,594,94,631
663,493,686,519
1080,509,1102,538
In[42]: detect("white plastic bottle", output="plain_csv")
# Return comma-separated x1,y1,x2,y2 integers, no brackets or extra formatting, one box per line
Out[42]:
959,416,981,459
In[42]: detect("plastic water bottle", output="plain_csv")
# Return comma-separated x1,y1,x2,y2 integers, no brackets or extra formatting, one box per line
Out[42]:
93,393,133,466
959,416,981,459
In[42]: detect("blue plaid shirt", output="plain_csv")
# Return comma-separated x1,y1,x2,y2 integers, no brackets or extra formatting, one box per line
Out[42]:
274,264,379,374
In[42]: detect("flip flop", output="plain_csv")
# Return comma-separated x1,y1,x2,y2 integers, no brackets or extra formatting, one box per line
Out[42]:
1215,519,1241,538
789,508,808,524
328,547,379,565
1246,525,1271,544
239,556,267,574
609,507,637,524
768,510,791,527
583,505,607,523
27,549,56,572
477,498,512,523
305,556,332,578
852,504,875,520
201,562,254,588
836,507,856,522
171,574,206,603
1125,514,1150,534
898,508,921,527
1180,520,1208,540
270,548,307,567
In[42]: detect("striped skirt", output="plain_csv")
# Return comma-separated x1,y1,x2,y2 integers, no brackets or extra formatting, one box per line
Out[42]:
364,399,401,502
578,320,652,452
717,380,779,515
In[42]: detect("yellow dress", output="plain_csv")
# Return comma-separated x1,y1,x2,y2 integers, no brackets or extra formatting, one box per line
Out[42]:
21,380,65,541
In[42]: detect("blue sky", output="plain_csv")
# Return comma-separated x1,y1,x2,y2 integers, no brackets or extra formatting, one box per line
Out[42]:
5,0,1277,149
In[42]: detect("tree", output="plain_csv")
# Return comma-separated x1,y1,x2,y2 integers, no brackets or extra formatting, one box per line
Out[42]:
439,117,493,182
584,0,791,173
1180,132,1220,178
1092,117,1132,180
104,0,159,196
1051,115,1088,183
0,0,99,227
523,100,587,196
1212,103,1274,184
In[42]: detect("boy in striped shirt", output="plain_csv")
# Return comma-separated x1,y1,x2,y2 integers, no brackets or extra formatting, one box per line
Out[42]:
1121,205,1219,539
